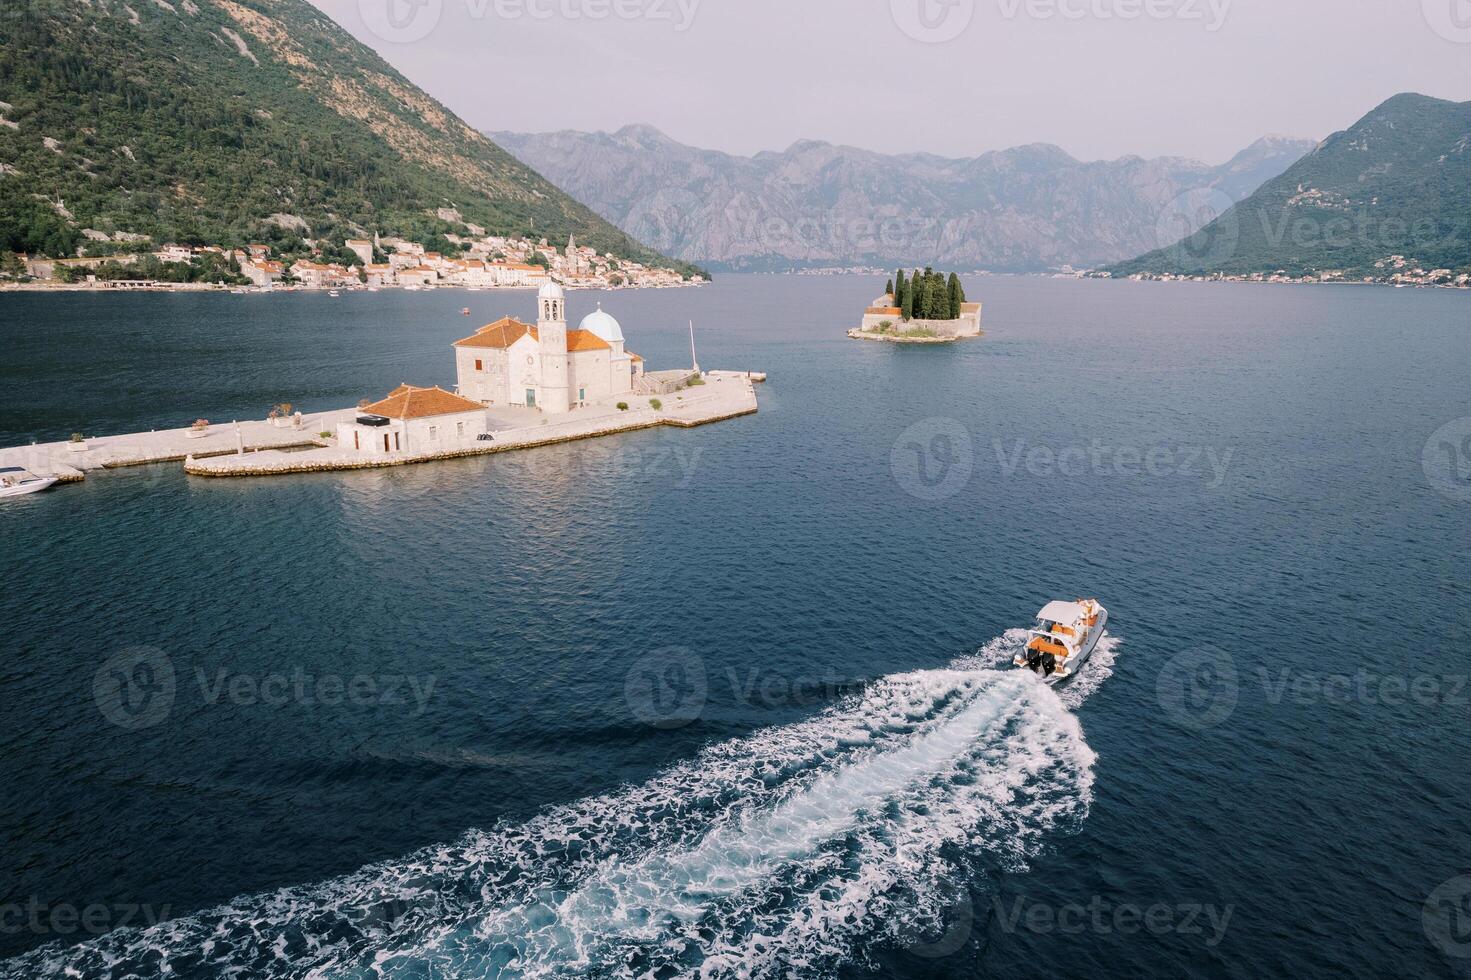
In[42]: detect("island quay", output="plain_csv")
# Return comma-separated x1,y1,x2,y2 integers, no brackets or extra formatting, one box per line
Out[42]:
0,284,762,484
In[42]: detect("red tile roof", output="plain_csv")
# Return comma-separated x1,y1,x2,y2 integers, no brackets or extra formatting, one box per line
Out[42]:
454,316,538,349
566,329,611,352
361,385,485,420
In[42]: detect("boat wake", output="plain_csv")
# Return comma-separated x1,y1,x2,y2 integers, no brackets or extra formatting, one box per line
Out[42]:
5,636,1120,979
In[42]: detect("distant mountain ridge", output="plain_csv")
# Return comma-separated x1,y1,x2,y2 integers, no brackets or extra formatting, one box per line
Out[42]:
491,126,1317,272
0,0,692,273
1110,93,1471,278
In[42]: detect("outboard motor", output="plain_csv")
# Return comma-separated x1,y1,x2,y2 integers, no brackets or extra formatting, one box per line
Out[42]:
1026,648,1043,674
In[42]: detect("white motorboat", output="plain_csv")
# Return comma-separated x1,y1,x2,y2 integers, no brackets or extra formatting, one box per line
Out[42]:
1014,599,1108,685
0,467,58,498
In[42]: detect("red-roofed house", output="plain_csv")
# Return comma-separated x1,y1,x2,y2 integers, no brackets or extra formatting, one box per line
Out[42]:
336,385,489,455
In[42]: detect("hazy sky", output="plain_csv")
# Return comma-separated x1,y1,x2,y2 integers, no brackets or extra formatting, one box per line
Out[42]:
309,0,1471,163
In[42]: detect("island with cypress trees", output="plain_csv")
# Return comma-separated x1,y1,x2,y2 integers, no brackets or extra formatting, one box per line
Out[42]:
849,268,983,343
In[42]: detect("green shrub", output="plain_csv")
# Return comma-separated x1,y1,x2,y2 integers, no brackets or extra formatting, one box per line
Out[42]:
649,399,662,411
616,402,629,411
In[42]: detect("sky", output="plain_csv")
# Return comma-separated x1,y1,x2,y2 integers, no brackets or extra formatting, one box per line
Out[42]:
309,0,1471,164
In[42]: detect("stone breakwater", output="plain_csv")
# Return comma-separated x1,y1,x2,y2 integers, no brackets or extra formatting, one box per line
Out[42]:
1,374,761,485
847,328,971,344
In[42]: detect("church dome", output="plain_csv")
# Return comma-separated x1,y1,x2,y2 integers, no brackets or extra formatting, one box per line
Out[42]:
579,304,624,343
538,279,565,301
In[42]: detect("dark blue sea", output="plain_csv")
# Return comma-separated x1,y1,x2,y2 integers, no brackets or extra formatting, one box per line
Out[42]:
0,276,1467,979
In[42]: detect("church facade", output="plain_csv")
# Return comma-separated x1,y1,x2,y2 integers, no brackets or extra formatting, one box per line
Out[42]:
453,281,642,414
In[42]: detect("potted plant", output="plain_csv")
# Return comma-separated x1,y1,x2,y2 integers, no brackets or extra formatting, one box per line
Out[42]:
188,419,210,439
68,432,87,452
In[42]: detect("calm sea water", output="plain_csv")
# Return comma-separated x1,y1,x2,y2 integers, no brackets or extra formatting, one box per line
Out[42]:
0,277,1467,979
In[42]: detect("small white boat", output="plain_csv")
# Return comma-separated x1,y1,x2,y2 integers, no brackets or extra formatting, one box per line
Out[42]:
0,467,58,498
1014,599,1108,685
328,289,341,298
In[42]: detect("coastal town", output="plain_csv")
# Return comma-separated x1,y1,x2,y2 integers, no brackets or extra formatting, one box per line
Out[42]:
1091,255,1471,288
1,229,704,292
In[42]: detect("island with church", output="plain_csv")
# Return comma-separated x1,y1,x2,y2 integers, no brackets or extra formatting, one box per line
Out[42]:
849,268,983,343
0,280,763,485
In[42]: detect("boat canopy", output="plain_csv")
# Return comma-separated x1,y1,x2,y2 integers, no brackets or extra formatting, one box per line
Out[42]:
1037,600,1087,625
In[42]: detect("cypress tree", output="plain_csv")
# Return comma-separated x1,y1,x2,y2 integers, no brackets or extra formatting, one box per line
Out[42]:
895,269,907,314
885,277,894,300
900,275,914,320
947,272,962,319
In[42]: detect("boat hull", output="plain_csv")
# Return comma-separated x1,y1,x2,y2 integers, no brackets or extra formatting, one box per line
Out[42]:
1044,607,1107,686
0,477,58,498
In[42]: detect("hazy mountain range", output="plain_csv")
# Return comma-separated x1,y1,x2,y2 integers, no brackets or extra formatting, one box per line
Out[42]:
1110,93,1471,278
492,126,1318,272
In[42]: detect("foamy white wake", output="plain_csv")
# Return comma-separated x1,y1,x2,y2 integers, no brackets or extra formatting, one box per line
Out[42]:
4,635,1119,980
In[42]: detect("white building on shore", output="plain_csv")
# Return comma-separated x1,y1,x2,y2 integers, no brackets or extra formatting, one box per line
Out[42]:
336,385,488,455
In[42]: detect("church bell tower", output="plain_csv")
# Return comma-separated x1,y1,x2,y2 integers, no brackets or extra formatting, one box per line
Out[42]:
537,280,570,414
